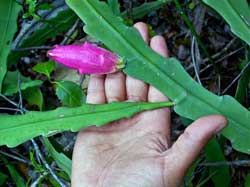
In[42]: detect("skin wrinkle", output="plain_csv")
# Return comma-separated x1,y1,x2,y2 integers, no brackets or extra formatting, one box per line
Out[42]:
127,94,147,102
87,88,105,93
149,133,169,152
94,133,169,187
93,142,115,154
96,136,144,187
99,153,163,186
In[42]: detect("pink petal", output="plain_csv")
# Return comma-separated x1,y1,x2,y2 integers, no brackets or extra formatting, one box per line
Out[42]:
47,42,124,74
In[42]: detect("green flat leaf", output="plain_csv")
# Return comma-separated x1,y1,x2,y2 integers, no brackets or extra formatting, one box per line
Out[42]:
38,3,54,11
0,172,8,185
121,0,168,19
1,158,25,187
22,87,44,111
29,152,44,173
235,61,250,103
2,71,43,95
202,0,250,46
43,137,72,178
245,173,250,187
66,0,250,154
32,61,55,79
107,0,120,16
6,165,25,187
0,0,21,92
184,158,201,186
205,138,230,187
196,171,216,187
0,101,173,147
55,80,84,107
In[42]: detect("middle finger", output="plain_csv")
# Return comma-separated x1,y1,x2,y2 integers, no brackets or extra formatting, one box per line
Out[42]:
126,22,149,102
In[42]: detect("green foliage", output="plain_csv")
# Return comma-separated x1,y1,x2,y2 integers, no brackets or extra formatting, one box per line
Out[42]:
22,0,41,20
184,158,201,186
29,152,44,173
22,87,44,110
0,0,21,92
121,0,168,19
202,0,250,46
196,171,216,187
6,165,25,187
3,71,42,96
205,139,231,187
38,3,54,11
235,60,250,103
2,158,25,187
55,81,84,107
32,61,55,79
9,6,78,65
43,138,72,178
0,101,173,147
245,174,250,187
65,0,250,154
188,1,196,10
173,0,212,62
0,172,8,185
107,0,120,16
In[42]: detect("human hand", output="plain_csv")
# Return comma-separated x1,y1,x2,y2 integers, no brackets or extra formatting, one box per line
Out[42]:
71,22,227,187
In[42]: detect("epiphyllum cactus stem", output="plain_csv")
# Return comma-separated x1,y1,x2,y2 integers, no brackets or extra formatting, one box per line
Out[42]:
47,42,125,74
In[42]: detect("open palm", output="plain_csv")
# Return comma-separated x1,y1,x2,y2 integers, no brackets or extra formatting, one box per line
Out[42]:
71,22,227,187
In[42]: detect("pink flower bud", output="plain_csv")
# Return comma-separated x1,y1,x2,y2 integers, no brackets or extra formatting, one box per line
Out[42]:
47,42,125,74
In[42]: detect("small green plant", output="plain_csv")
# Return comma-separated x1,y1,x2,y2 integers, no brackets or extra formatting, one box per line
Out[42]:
22,0,41,20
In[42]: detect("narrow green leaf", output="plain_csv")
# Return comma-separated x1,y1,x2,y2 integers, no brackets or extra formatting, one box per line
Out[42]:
32,61,55,79
245,173,250,187
22,87,44,111
43,137,72,178
38,3,54,11
196,171,216,187
202,0,250,46
1,158,25,187
29,152,44,173
55,80,83,107
0,0,21,92
121,0,168,19
184,158,201,186
2,71,42,96
6,165,25,187
205,138,231,187
0,172,8,185
66,0,250,154
107,0,120,16
0,101,173,147
235,61,250,103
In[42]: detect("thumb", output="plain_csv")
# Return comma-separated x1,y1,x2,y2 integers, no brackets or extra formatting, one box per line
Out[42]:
164,115,227,186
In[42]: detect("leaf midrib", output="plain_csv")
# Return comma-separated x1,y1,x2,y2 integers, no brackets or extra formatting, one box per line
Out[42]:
1,1,12,47
84,0,249,128
0,102,170,132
